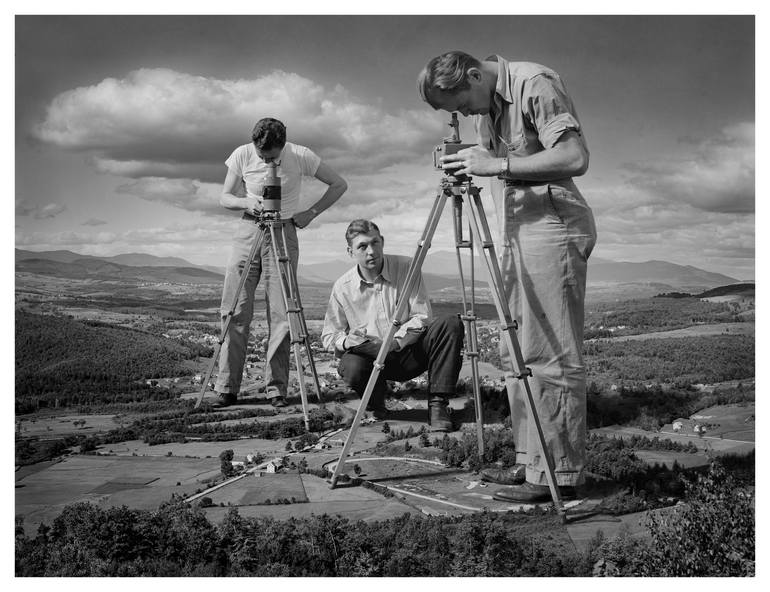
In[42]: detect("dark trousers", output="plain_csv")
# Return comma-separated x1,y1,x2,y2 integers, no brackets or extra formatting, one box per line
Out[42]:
338,315,464,408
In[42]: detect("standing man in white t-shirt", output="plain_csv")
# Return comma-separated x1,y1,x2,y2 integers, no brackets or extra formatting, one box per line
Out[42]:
215,117,348,407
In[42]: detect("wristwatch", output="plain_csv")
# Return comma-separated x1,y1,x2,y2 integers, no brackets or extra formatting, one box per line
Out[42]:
500,155,509,176
309,207,319,217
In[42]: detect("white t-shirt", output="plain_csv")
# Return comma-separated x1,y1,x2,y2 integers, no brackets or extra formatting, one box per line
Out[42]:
225,141,322,218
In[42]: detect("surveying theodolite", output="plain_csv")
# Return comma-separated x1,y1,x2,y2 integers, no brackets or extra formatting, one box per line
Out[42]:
194,160,324,430
328,113,566,518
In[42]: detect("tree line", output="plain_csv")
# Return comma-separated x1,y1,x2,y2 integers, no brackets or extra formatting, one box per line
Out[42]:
15,459,753,577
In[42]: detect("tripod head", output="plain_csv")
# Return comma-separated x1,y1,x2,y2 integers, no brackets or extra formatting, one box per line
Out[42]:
262,161,282,213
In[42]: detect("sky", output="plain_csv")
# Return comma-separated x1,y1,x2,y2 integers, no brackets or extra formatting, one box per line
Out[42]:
13,12,757,280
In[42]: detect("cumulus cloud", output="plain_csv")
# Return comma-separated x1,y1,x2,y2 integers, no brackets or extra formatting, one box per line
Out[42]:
33,68,444,181
623,122,754,214
16,200,67,219
115,177,223,214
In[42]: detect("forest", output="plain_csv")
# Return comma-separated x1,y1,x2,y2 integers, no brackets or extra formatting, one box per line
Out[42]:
15,312,201,412
583,296,747,338
582,334,754,385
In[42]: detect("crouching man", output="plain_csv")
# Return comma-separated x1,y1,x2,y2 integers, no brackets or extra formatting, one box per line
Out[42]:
321,219,465,432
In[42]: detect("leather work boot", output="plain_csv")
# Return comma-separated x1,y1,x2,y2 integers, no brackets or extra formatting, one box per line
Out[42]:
214,392,237,408
266,386,287,408
429,397,453,432
479,464,526,485
492,481,577,503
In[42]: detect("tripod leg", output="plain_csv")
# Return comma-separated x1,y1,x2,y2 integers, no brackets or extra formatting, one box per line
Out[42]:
268,222,310,430
194,226,265,409
329,189,449,487
465,190,565,518
451,195,484,458
279,230,325,406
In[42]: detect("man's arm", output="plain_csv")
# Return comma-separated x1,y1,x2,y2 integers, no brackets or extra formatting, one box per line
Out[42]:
219,168,260,214
321,290,351,354
293,162,348,229
392,272,432,351
440,130,588,179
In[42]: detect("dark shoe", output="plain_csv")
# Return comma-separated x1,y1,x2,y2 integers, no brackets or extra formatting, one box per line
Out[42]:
214,392,237,408
366,402,389,420
492,481,577,503
429,398,453,432
369,407,390,420
270,396,288,408
479,464,526,485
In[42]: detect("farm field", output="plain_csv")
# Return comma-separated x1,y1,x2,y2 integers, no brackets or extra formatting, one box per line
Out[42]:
204,473,423,523
15,454,219,534
197,473,424,523
205,473,309,506
17,413,121,437
565,506,682,550
591,321,754,342
592,402,755,457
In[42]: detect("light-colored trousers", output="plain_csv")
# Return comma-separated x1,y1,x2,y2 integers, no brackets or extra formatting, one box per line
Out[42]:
214,216,299,399
498,181,596,487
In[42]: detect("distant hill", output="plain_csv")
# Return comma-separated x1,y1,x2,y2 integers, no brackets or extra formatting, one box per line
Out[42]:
17,248,191,267
297,257,486,291
16,257,223,285
15,311,199,410
296,259,352,284
15,247,743,294
300,251,738,292
587,259,737,288
16,248,225,275
695,283,755,298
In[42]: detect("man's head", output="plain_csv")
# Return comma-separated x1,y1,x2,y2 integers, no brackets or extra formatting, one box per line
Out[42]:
417,51,492,116
345,219,384,275
251,117,287,162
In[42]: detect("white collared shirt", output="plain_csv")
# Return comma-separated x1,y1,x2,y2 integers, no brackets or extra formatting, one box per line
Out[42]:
321,254,432,353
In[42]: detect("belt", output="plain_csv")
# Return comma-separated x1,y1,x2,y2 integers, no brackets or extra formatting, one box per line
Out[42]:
242,212,295,225
503,179,550,187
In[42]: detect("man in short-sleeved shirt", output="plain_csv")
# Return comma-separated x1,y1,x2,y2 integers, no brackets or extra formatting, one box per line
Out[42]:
214,117,347,408
225,141,321,220
418,52,597,501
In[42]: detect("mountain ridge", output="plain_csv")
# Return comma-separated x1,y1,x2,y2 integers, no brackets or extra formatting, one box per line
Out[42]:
16,248,742,291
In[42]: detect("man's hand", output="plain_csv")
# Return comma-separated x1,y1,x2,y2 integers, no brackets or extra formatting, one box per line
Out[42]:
441,145,500,177
292,209,316,229
365,336,399,353
245,196,262,216
344,328,369,349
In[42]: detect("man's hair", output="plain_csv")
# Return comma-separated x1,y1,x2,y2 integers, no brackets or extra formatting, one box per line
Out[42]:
251,118,287,151
417,51,482,109
345,219,381,246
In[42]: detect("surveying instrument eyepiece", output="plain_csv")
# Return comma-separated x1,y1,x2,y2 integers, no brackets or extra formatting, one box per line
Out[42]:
193,156,324,430
327,112,567,520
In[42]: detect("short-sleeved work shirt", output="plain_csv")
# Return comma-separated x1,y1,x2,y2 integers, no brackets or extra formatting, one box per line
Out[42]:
225,141,321,218
474,55,585,161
